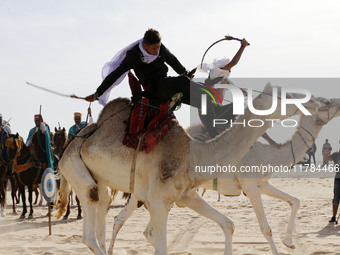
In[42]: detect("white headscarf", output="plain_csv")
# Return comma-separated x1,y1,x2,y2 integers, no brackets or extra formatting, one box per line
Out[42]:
198,57,231,80
99,39,160,105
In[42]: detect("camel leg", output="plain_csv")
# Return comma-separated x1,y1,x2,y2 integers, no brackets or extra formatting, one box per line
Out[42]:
143,220,153,245
241,183,279,255
60,157,105,255
145,199,169,255
176,191,234,255
69,184,104,255
108,194,139,255
80,197,106,255
260,181,300,249
95,183,111,254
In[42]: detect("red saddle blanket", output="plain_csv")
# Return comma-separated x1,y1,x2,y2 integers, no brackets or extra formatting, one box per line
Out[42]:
122,98,177,153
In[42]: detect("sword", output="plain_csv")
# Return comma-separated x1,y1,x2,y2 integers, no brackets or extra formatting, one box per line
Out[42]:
26,81,86,100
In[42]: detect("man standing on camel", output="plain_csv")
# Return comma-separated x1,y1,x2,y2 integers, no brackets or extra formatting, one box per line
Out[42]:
85,28,249,137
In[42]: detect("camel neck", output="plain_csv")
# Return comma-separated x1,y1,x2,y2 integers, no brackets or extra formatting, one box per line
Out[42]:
190,109,272,185
191,114,323,187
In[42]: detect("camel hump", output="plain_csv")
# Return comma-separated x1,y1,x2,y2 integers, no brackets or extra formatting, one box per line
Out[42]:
97,97,132,125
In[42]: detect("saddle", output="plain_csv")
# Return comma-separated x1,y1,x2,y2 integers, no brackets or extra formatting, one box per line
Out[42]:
122,72,181,153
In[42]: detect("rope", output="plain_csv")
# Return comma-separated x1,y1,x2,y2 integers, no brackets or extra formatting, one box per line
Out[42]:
78,103,132,162
129,132,147,193
297,131,310,149
290,140,296,166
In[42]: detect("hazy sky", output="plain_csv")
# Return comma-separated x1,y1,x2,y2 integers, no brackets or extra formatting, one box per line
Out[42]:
1,0,340,161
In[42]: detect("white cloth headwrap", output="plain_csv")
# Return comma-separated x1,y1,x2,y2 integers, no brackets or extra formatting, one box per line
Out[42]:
138,40,159,64
99,39,160,105
198,57,231,80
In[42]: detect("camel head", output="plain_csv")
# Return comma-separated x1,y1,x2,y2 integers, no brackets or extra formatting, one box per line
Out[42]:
250,83,319,120
314,97,340,125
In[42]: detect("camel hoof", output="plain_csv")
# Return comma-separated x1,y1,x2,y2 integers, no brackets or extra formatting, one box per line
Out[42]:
13,211,17,215
62,216,68,220
282,238,295,249
19,214,25,219
28,214,33,219
77,215,83,220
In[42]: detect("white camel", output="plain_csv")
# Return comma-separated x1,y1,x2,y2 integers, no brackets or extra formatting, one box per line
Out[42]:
56,84,318,255
107,96,339,255
200,96,340,254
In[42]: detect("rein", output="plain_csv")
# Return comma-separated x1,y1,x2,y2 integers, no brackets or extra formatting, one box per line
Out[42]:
290,124,315,166
290,101,339,165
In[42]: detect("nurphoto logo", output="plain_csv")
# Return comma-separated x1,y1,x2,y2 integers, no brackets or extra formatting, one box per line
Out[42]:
200,85,312,128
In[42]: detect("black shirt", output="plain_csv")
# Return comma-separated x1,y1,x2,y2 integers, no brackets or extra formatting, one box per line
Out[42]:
96,43,186,96
330,152,340,178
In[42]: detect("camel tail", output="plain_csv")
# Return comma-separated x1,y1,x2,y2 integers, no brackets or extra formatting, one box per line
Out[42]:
56,174,71,219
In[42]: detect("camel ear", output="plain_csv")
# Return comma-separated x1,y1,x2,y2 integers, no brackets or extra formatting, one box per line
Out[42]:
263,82,272,94
55,127,57,132
285,92,292,99
62,127,65,132
15,133,19,138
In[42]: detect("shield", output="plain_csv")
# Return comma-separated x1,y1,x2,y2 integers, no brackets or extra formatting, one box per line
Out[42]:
41,168,56,203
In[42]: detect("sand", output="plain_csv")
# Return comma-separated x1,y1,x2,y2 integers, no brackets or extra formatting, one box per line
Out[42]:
1,177,340,255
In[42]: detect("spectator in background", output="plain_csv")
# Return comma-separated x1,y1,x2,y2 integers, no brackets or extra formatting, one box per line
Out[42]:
322,139,332,166
329,152,340,222
68,108,93,141
307,141,317,165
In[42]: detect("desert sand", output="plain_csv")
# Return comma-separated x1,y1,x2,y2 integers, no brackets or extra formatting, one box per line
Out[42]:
1,177,340,255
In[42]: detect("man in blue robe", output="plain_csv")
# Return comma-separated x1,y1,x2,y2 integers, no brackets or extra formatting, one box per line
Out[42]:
26,114,53,170
68,108,93,141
